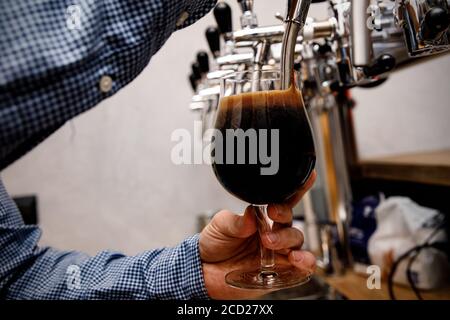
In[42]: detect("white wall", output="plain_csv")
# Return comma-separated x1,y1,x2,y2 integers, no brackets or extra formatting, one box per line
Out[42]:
352,54,450,159
2,1,450,255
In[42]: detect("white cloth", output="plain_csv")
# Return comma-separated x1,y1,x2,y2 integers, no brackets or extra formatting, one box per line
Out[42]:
368,197,448,289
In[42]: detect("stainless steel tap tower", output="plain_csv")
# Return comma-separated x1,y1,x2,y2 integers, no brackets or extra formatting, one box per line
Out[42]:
189,0,450,275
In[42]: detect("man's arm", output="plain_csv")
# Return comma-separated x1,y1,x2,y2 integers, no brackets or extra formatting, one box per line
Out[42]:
0,0,217,299
0,178,209,299
0,172,317,300
0,0,217,170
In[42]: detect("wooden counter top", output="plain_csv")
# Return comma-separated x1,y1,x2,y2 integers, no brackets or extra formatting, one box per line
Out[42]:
356,149,450,186
321,270,450,300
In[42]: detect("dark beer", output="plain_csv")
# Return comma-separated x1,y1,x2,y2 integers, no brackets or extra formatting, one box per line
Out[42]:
212,86,316,204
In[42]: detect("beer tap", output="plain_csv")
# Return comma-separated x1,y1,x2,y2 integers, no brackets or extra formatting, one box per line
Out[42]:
188,73,198,92
213,1,234,55
206,7,253,71
216,52,254,67
197,51,210,75
191,62,202,83
188,61,202,93
237,0,258,29
205,27,221,58
280,0,312,89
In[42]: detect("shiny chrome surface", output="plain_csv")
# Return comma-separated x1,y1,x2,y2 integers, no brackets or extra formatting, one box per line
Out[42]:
351,0,373,66
233,19,336,44
216,52,254,66
281,0,312,89
233,25,285,42
206,69,235,80
188,0,450,280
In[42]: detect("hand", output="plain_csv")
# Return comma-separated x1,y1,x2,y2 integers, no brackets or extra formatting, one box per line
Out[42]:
199,171,317,300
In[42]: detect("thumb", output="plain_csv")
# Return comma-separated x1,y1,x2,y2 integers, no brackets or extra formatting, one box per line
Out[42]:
211,207,257,239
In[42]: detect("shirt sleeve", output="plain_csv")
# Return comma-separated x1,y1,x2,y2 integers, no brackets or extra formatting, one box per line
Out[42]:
0,0,217,299
0,178,209,300
0,0,217,170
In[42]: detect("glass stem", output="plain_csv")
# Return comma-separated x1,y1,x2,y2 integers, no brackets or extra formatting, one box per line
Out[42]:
253,204,276,273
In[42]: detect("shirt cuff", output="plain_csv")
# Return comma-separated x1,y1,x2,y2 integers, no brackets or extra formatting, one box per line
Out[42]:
181,234,210,300
144,233,210,300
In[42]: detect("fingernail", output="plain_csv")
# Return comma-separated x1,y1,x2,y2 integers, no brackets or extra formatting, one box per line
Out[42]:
266,232,279,244
293,251,304,262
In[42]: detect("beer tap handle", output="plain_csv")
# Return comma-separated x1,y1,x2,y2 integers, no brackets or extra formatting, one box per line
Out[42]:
363,54,396,77
205,27,221,58
214,2,233,36
189,74,198,91
196,51,210,74
191,62,202,80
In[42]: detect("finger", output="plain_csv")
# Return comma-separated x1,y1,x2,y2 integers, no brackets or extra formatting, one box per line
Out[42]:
261,227,304,251
285,170,317,208
267,204,292,225
211,207,257,239
288,250,316,273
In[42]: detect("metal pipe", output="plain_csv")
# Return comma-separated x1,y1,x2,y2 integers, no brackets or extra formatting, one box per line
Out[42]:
233,19,336,43
280,0,312,89
351,0,373,67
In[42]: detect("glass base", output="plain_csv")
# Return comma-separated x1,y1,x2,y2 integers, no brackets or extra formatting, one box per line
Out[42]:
225,265,311,290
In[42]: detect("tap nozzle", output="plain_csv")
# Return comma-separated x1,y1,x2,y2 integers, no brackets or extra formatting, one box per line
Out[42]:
284,0,311,26
280,0,312,89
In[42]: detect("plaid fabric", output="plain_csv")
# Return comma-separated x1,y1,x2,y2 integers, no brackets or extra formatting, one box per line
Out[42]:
0,0,217,299
0,0,216,169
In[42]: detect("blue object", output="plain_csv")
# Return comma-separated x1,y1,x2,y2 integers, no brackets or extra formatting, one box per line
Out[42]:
350,195,379,265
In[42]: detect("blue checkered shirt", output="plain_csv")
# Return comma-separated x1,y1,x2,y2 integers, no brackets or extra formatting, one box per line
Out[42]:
0,0,217,300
